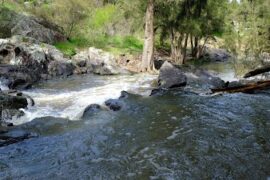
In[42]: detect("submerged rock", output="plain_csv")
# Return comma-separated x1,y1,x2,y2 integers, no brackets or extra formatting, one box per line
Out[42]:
158,61,187,89
119,91,131,99
82,104,103,119
0,128,35,147
105,99,123,111
150,88,168,96
20,116,74,135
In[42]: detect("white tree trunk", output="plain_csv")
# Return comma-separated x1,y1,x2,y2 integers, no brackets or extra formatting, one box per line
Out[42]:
141,0,154,72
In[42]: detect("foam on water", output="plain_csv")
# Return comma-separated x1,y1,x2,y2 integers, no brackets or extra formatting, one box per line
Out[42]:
0,79,9,91
14,74,157,125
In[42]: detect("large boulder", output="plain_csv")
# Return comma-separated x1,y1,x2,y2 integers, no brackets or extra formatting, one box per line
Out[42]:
73,48,130,75
0,39,75,89
0,7,66,44
47,61,75,77
158,61,187,89
152,62,225,95
0,65,40,89
179,66,226,90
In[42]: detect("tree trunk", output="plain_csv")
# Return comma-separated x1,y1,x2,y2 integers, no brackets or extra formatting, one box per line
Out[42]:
141,0,155,72
244,65,270,78
211,80,270,94
170,29,183,64
190,34,194,52
192,36,201,59
182,33,189,64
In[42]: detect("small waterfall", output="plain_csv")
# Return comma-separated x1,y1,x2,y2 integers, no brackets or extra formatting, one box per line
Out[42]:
14,74,157,125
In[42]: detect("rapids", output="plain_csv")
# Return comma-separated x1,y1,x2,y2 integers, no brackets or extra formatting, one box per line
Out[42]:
14,74,157,125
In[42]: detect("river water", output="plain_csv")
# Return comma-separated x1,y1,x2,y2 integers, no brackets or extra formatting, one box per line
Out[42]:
12,74,157,125
0,62,270,179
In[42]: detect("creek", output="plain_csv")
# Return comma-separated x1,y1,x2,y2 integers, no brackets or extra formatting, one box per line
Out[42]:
0,62,269,179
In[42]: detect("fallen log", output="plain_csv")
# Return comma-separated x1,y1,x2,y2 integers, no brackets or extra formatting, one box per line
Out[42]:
211,80,270,93
243,66,270,78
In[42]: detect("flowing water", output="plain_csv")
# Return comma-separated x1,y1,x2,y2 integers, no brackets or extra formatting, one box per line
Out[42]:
12,74,156,125
0,62,270,179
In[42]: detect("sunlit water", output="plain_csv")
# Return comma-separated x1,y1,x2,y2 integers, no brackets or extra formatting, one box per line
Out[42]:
192,60,239,82
0,62,270,179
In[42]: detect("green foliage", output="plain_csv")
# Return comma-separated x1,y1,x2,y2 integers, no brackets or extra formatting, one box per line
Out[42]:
224,0,270,56
90,5,117,29
29,0,92,38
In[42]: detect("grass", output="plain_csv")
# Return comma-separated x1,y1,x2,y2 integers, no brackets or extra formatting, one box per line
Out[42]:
54,35,143,56
54,41,77,57
0,1,24,12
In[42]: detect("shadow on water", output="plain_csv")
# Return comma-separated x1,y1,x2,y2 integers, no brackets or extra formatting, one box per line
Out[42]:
0,88,270,179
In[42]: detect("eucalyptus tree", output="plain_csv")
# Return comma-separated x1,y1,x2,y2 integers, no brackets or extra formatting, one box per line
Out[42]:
224,0,270,57
118,0,228,68
141,0,155,72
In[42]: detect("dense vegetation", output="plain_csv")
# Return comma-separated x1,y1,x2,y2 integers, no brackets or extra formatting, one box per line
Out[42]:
0,0,269,70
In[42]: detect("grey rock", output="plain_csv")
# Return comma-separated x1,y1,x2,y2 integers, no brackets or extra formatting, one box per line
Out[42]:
0,39,76,89
154,59,165,70
0,92,28,110
73,48,130,75
158,61,187,89
47,61,75,77
82,104,103,119
202,47,232,62
1,109,25,122
105,99,122,111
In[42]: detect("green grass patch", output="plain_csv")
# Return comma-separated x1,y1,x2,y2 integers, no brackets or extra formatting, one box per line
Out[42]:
0,1,24,12
54,41,77,57
105,36,143,54
54,35,143,56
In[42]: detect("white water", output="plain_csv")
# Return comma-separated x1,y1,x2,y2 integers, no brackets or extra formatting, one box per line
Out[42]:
0,79,9,91
13,74,157,125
